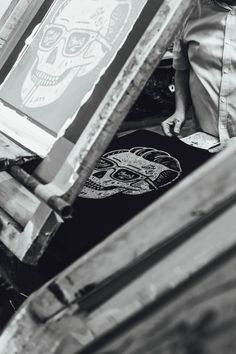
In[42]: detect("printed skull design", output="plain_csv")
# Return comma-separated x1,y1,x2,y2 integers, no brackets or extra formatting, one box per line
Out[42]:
21,0,131,107
80,147,182,199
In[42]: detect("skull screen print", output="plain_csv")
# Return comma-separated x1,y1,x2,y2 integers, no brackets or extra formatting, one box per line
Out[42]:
80,147,182,199
21,0,132,107
0,0,149,134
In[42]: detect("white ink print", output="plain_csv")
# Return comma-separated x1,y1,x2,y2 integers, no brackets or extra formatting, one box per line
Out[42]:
80,147,182,199
21,0,131,107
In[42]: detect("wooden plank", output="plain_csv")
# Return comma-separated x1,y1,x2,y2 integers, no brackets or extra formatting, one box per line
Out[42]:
1,196,236,353
0,202,63,262
28,140,236,318
79,241,236,353
0,139,73,262
0,1,16,22
78,202,236,341
0,132,40,229
0,101,56,157
0,139,74,261
0,172,39,227
0,0,51,72
0,134,70,260
81,280,236,353
0,131,34,162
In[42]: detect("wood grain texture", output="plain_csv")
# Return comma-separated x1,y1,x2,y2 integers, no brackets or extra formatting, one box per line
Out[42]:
0,132,39,229
79,202,236,342
1,197,236,353
79,241,236,353
0,172,39,227
0,131,34,161
0,0,49,72
34,137,74,184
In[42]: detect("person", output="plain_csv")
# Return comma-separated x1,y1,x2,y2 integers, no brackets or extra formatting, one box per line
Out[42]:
161,0,236,151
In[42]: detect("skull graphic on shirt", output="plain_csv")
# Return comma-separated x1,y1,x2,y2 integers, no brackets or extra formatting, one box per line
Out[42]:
21,0,131,107
80,147,182,199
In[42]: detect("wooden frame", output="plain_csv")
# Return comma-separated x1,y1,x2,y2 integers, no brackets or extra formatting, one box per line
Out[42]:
0,0,52,73
0,0,153,153
0,135,236,354
0,0,196,264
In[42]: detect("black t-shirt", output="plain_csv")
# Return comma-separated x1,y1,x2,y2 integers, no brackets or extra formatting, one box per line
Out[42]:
40,130,212,276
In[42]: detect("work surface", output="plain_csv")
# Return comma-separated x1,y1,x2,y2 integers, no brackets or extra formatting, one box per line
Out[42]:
0,127,210,332
0,132,236,353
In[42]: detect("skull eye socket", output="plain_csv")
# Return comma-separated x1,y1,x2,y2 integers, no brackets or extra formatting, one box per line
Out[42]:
65,32,90,55
95,158,115,170
41,26,63,49
112,169,141,182
93,171,107,179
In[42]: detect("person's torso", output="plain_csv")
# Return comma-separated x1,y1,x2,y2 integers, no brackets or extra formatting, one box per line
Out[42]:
183,0,236,140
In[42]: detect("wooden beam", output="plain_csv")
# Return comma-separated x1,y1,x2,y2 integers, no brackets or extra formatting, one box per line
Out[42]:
0,132,39,227
1,185,236,353
0,131,34,162
0,172,39,227
78,240,236,354
78,202,236,340
0,0,50,73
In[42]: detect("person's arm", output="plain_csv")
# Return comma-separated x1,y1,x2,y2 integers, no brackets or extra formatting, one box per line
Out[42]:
161,69,190,137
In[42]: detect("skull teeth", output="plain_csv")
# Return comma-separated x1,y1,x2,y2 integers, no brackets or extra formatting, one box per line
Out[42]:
84,179,118,191
32,69,60,86
84,179,103,190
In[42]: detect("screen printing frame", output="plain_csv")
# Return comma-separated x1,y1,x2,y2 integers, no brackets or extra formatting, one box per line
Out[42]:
0,0,155,155
0,0,197,264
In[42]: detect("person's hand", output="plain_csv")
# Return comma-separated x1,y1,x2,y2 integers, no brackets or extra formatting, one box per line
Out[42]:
161,113,185,137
